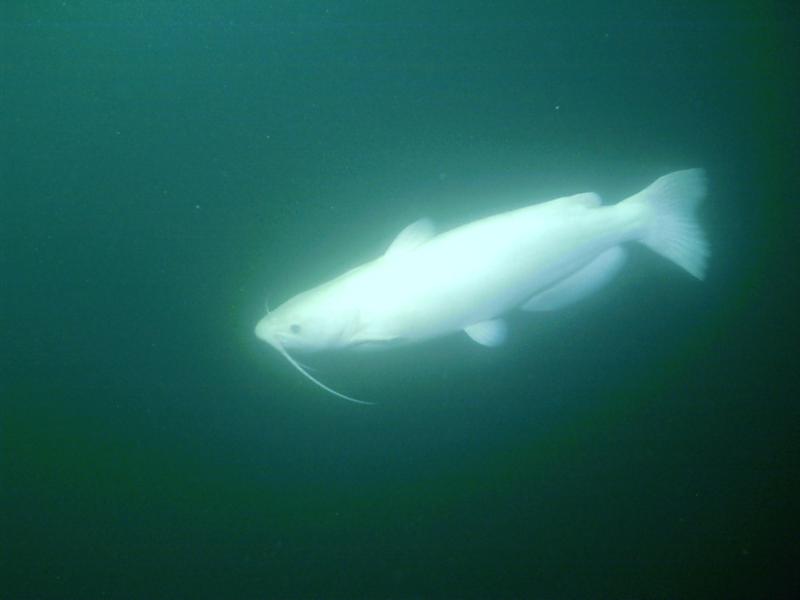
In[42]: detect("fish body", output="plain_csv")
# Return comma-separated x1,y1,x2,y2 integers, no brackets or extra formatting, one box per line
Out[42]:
254,169,708,401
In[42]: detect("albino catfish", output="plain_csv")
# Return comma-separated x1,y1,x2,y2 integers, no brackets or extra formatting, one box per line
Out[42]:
255,169,709,403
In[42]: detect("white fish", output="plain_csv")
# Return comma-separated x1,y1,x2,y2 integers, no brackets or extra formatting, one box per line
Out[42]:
255,169,709,403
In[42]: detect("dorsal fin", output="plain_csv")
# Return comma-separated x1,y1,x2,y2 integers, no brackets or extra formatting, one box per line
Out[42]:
385,218,435,258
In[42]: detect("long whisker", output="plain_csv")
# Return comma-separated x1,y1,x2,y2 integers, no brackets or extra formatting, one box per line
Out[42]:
272,340,373,405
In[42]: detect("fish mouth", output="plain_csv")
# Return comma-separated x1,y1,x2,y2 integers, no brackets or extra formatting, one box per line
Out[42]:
254,318,274,343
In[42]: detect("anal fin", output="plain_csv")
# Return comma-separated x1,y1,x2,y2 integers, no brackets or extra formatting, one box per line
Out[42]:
522,246,627,311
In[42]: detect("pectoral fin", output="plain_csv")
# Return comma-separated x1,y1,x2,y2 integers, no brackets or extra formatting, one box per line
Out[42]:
522,246,627,311
464,319,507,347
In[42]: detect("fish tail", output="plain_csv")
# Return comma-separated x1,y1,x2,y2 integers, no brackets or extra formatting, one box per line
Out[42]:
622,168,710,279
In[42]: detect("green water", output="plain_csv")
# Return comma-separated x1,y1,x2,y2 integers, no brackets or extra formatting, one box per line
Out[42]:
3,2,797,598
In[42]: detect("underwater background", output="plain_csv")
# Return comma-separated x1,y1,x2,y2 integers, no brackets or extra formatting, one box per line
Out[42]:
3,2,798,598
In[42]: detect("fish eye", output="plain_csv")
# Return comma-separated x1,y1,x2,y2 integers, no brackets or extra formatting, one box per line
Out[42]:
289,323,301,334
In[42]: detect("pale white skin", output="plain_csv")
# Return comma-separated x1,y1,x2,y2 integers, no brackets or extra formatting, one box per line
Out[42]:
255,169,708,401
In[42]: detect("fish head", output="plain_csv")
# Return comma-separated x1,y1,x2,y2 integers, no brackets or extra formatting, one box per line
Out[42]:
254,289,355,353
254,288,374,405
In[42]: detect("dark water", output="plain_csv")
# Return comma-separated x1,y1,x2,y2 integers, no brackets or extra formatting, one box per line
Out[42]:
3,2,797,598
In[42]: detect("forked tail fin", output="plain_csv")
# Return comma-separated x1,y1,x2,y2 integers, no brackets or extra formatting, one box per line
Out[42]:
622,168,710,279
